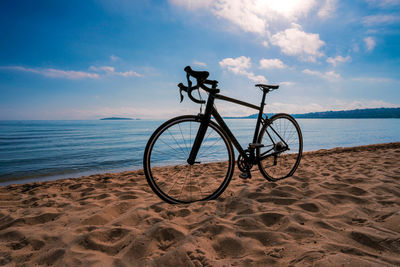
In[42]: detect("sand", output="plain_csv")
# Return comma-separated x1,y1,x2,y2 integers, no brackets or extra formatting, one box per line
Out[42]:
0,142,400,266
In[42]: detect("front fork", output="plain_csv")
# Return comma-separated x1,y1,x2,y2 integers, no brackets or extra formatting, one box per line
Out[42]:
187,94,215,165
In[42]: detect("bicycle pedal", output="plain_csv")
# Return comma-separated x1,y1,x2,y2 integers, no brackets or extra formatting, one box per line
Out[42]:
239,171,252,179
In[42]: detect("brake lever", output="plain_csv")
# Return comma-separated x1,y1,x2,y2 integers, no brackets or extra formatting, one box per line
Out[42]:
177,76,205,104
179,88,184,102
178,83,185,102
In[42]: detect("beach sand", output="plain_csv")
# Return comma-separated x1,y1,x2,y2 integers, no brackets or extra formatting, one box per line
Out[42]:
0,143,399,266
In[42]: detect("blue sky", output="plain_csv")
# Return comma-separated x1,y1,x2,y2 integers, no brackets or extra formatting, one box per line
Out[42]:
0,0,399,119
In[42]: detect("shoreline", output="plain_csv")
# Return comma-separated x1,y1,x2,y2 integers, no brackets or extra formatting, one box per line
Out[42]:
0,142,399,266
1,142,400,187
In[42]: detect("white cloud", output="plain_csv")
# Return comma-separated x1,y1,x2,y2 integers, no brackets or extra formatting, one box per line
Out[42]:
52,106,192,120
365,0,400,8
351,77,400,83
364,36,376,51
328,99,400,110
266,102,324,114
280,81,295,86
169,0,213,10
29,98,398,119
246,72,267,83
259,58,287,69
219,56,251,73
68,103,266,119
170,0,331,63
323,71,341,80
262,40,269,48
219,56,266,83
110,55,120,61
42,69,99,79
89,65,142,77
302,68,341,80
326,55,351,66
118,70,142,77
363,15,400,26
212,0,267,35
264,0,317,18
88,99,399,118
193,60,207,67
270,24,325,62
318,0,337,18
90,66,115,73
170,0,318,35
0,66,99,79
0,65,143,79
266,99,399,114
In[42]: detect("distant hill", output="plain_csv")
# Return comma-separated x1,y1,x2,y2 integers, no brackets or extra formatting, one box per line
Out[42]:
224,108,400,119
293,108,400,118
100,117,135,120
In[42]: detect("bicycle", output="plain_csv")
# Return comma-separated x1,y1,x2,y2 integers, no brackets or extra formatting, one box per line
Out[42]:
143,66,303,204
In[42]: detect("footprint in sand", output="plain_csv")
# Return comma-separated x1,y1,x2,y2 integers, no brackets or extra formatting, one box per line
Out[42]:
234,217,263,230
212,236,244,258
298,203,320,213
259,212,285,227
36,248,66,266
237,230,284,246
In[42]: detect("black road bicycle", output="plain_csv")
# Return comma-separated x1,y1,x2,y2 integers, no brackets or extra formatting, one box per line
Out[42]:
143,66,303,204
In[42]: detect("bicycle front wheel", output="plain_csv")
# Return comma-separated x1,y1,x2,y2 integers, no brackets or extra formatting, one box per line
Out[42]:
257,113,303,181
143,115,235,204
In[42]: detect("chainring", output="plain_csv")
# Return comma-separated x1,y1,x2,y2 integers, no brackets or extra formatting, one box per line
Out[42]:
237,149,253,172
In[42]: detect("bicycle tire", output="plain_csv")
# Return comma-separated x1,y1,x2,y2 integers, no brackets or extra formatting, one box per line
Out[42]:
143,115,235,204
257,113,303,181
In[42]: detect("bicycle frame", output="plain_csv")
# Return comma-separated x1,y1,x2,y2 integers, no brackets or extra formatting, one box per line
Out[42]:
187,89,276,166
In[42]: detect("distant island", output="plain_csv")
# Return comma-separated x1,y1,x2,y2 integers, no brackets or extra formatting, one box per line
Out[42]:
224,108,400,119
100,117,140,120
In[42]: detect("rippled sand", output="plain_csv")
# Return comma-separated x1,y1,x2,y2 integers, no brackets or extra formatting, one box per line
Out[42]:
0,143,399,266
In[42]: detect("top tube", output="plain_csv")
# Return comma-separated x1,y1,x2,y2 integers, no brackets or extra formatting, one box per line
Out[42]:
215,94,261,111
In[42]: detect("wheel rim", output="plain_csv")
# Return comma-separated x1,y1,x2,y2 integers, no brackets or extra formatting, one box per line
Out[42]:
258,115,302,180
145,117,233,203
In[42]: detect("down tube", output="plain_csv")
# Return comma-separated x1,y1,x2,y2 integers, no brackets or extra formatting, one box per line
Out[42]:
212,109,248,160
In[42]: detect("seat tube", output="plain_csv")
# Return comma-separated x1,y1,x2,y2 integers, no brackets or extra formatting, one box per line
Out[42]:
252,91,267,143
187,94,215,165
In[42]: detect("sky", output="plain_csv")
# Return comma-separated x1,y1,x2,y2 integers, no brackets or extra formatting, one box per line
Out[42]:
0,0,399,119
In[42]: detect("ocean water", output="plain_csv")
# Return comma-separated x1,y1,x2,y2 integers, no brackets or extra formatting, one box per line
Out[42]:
0,118,399,185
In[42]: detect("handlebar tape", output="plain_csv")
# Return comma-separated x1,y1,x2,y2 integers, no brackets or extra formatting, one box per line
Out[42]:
184,66,209,82
178,83,205,104
179,66,220,104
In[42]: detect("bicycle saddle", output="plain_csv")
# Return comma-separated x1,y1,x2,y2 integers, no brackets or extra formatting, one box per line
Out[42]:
255,84,279,91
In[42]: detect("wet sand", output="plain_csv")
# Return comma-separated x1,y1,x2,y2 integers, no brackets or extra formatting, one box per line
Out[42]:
0,142,399,266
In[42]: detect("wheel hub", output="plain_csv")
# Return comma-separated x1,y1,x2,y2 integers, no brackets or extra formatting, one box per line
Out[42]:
274,141,287,152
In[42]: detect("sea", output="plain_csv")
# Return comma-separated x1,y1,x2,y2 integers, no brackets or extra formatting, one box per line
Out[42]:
1,118,399,185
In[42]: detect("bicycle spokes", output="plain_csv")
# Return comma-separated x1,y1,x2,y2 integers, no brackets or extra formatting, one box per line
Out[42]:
257,114,303,181
143,116,234,204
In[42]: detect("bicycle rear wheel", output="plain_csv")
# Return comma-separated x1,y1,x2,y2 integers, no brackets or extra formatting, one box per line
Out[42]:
257,113,303,181
143,115,235,204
